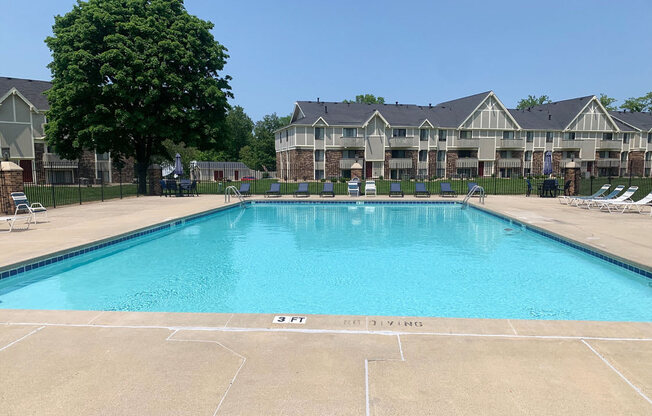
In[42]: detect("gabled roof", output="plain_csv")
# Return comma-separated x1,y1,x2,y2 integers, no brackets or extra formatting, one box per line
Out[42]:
609,111,652,132
0,77,51,110
508,96,594,130
429,91,491,127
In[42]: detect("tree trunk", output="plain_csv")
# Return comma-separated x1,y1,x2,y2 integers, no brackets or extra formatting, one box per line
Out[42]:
136,161,148,194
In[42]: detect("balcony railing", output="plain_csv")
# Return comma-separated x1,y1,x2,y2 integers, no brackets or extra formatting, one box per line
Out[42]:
340,137,365,147
339,159,361,169
389,158,413,169
596,158,621,168
558,140,581,149
417,161,428,170
314,161,325,170
43,153,78,167
523,160,532,169
597,140,622,150
497,158,521,168
498,139,525,148
456,157,478,168
455,138,480,148
387,137,416,147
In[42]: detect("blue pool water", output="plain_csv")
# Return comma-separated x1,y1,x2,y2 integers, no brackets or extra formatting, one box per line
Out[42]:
1,203,651,321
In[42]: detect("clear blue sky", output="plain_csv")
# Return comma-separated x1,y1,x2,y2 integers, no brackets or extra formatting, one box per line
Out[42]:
1,0,651,121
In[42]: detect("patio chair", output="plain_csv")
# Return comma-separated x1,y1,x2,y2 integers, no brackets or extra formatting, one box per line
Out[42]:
365,180,377,197
563,180,572,196
576,185,624,208
166,180,178,197
389,182,404,197
320,182,335,197
188,180,199,196
0,211,31,232
559,184,609,205
526,178,532,197
238,182,251,197
439,182,457,197
347,180,360,197
600,190,652,214
538,179,558,197
179,179,192,196
294,182,310,197
11,192,47,223
414,182,430,198
591,186,638,210
159,180,168,197
265,182,281,198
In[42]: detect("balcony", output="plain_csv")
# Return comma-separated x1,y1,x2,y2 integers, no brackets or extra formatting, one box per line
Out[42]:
389,158,413,169
498,139,525,148
455,138,480,148
417,161,428,170
456,158,478,168
523,160,532,169
339,159,361,169
387,136,416,147
558,140,581,149
597,140,622,150
42,153,78,167
340,137,365,147
497,158,521,168
596,158,621,168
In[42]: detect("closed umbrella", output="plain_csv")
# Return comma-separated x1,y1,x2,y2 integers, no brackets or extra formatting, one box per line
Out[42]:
174,153,184,177
543,151,553,175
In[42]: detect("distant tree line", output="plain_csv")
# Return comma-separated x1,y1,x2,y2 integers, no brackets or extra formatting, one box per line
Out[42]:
517,92,652,112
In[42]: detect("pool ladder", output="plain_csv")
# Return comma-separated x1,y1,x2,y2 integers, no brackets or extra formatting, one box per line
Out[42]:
224,186,246,207
461,185,485,208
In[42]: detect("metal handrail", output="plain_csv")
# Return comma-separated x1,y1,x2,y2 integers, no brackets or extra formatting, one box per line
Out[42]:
224,185,245,206
461,185,485,208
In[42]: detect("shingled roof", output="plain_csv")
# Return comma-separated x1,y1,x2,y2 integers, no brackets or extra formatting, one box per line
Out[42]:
609,111,652,131
508,96,595,130
0,77,51,111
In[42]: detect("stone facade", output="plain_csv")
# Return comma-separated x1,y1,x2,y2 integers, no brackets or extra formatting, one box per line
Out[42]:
147,164,162,196
288,149,313,181
552,151,562,174
0,162,24,214
428,151,438,178
325,150,342,179
78,150,97,183
628,151,645,176
34,143,46,184
564,166,581,196
445,151,458,178
111,156,135,184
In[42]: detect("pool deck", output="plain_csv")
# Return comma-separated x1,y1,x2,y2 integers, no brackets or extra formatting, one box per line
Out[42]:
1,194,652,415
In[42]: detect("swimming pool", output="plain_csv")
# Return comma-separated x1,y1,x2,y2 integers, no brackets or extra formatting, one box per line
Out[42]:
1,202,651,321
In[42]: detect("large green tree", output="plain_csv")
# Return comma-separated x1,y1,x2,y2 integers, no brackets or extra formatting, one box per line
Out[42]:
240,113,289,171
516,95,551,109
343,94,385,104
598,93,617,111
221,106,254,160
45,0,232,192
620,92,652,112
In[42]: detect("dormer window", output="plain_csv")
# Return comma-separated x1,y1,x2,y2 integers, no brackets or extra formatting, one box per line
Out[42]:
419,129,428,141
315,127,324,140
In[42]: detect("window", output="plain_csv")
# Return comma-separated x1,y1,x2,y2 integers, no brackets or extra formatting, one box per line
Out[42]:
343,128,357,138
285,130,289,141
420,129,428,141
459,130,472,139
391,150,407,158
563,151,578,159
563,132,575,140
621,152,627,162
393,128,407,137
96,152,110,160
315,170,325,180
648,133,652,143
623,133,630,144
499,150,511,159
438,130,447,141
314,150,324,161
599,151,609,159
502,131,514,139
546,132,554,143
418,150,427,162
645,152,652,161
437,151,445,161
341,169,351,178
603,132,613,141
459,150,472,158
525,151,532,161
342,150,356,159
315,127,324,140
526,131,534,142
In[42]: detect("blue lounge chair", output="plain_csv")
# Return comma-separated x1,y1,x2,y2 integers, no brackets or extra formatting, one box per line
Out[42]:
238,183,251,196
439,182,457,197
265,182,281,198
575,185,623,207
320,182,335,197
414,182,430,198
294,182,310,197
10,192,47,223
389,182,404,197
467,182,478,194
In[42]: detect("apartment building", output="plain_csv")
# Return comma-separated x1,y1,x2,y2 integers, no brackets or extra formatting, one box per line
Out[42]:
0,77,133,184
275,92,652,180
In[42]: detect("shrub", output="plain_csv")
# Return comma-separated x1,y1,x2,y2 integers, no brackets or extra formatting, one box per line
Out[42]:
320,178,326,182
378,175,384,180
339,177,347,183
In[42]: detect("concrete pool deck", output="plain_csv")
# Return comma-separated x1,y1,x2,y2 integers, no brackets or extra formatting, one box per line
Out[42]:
1,194,652,415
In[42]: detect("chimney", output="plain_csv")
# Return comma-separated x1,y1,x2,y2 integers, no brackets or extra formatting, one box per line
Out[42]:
325,105,328,114
317,97,320,103
429,103,432,108
395,101,398,106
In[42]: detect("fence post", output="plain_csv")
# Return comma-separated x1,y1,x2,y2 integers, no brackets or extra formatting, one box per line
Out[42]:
628,160,633,188
101,176,104,202
119,168,123,199
78,177,82,205
51,179,56,208
590,176,593,194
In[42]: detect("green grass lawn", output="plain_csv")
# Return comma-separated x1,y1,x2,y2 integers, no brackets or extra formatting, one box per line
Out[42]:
25,184,139,207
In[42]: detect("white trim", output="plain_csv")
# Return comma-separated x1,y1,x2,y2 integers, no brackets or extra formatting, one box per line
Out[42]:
0,88,41,114
311,116,329,127
418,119,434,128
457,91,522,130
362,110,390,128
564,96,620,132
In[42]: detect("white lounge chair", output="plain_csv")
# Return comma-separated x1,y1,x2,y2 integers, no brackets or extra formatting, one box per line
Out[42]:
577,185,624,208
0,211,31,232
364,180,376,197
11,192,47,223
599,190,652,214
591,186,638,210
559,184,610,205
